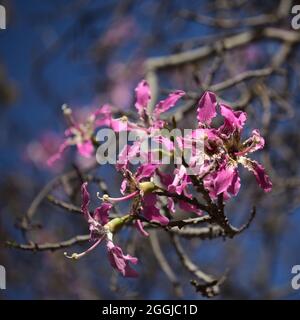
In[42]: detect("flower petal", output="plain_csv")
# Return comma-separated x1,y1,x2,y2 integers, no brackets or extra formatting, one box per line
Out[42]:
106,241,138,277
142,194,169,225
236,129,265,156
136,164,157,181
154,90,185,118
77,140,94,158
227,168,241,196
94,202,112,225
135,80,151,119
47,140,69,166
178,200,202,215
134,219,149,237
240,157,272,192
219,104,246,134
167,198,175,214
197,91,217,125
81,182,91,221
204,165,236,199
168,165,190,195
143,205,169,225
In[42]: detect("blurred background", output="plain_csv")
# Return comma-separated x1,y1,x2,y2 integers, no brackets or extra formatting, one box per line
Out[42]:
1,0,300,299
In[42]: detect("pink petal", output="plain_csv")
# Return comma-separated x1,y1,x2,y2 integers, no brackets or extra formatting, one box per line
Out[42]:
167,198,175,214
142,194,169,225
143,193,157,206
136,164,157,181
204,165,237,199
120,179,128,195
236,129,265,156
116,142,141,171
153,135,174,152
154,90,185,118
81,182,91,221
77,140,94,158
93,202,112,225
116,145,130,171
93,104,112,118
110,118,128,132
47,140,69,166
134,219,149,237
135,80,151,119
168,165,190,195
197,91,217,125
142,205,169,225
227,168,241,196
178,200,202,215
241,158,272,192
106,241,138,277
157,170,173,187
219,104,247,134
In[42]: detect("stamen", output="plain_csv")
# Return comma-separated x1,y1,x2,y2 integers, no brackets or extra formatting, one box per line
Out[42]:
62,103,77,127
98,191,139,203
63,237,104,260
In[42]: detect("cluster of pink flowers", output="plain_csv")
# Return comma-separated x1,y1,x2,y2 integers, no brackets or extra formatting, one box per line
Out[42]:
54,80,272,277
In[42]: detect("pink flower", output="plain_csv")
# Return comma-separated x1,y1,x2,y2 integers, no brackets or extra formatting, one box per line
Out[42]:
157,170,202,215
196,91,272,197
47,104,112,166
102,164,169,226
24,132,65,171
64,183,138,278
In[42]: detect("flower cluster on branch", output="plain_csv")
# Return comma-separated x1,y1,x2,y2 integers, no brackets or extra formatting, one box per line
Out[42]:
48,80,272,277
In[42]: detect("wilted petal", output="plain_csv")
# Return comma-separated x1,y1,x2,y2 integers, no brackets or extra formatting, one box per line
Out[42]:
240,157,272,192
106,241,138,277
154,90,185,118
236,129,265,156
197,91,217,125
94,202,112,225
135,80,151,119
77,140,94,158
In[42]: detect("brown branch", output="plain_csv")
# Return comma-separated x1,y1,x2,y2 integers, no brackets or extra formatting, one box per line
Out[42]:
167,215,212,229
6,234,90,252
149,231,182,297
145,28,300,71
47,195,82,214
209,68,281,92
169,225,224,239
170,234,223,298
